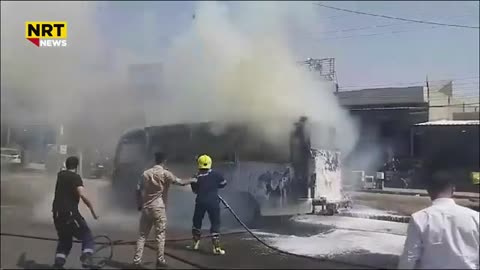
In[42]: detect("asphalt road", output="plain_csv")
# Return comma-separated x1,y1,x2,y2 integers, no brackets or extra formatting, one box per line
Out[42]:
1,170,412,269
1,207,370,269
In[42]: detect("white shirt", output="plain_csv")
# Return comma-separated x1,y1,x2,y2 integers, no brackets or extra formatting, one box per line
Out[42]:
398,198,480,269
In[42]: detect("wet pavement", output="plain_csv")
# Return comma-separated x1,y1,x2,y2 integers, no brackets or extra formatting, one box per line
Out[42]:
1,206,372,269
1,170,411,269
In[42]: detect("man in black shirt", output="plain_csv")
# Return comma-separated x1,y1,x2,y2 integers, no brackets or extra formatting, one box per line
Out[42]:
52,156,98,269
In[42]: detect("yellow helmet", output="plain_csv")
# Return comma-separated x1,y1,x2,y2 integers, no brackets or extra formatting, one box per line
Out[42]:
197,154,212,169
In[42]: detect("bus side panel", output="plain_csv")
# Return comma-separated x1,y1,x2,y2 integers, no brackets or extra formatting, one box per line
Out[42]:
227,161,312,216
312,149,343,203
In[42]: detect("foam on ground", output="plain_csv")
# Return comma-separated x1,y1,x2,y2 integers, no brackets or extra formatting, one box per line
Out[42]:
292,215,407,235
341,204,402,217
254,228,405,257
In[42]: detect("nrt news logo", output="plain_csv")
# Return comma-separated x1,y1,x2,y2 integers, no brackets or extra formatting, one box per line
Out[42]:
25,21,68,47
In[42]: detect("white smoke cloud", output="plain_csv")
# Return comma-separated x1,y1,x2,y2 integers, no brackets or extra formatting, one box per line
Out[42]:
145,1,359,156
1,1,142,153
1,1,394,228
2,0,366,173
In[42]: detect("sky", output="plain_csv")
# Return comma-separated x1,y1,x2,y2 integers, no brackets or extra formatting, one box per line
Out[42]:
95,1,479,97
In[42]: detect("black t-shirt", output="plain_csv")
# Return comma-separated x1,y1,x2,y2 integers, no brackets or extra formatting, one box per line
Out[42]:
191,170,227,204
52,170,83,213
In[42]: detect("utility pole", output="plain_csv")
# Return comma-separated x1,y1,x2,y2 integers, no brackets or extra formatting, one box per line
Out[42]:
426,75,430,104
6,126,11,146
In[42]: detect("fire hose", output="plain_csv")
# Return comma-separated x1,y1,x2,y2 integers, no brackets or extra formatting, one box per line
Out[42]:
0,230,245,269
1,196,376,269
217,195,375,269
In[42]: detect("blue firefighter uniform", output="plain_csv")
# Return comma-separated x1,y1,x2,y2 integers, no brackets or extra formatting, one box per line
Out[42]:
190,155,227,255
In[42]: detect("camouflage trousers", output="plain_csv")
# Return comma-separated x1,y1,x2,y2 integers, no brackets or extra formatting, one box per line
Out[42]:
133,207,167,265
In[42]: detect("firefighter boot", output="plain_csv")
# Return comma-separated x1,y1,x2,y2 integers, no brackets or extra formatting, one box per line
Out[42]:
212,236,225,255
53,257,66,269
80,252,94,269
187,229,201,251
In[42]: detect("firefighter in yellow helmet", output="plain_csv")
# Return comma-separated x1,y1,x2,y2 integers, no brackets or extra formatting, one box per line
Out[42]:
188,154,227,255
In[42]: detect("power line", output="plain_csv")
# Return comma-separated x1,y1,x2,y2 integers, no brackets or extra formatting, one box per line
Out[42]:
336,95,480,103
310,22,477,41
296,15,478,42
314,21,416,36
315,3,480,29
313,14,474,36
348,103,480,111
339,76,480,89
317,25,441,41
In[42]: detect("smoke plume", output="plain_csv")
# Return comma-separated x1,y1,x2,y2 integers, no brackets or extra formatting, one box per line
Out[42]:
1,1,140,154
2,2,380,223
1,1,359,157
150,1,359,156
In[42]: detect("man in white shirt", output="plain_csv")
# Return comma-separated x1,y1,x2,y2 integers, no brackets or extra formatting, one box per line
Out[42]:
398,171,479,269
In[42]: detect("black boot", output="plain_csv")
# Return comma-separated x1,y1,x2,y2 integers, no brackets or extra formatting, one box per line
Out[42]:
80,252,93,269
53,257,66,269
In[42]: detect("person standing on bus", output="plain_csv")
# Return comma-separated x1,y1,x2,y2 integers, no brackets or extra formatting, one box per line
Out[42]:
189,154,227,255
52,156,98,269
290,116,311,198
133,152,197,268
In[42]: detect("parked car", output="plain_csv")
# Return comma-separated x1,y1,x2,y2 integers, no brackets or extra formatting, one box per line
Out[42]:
87,162,106,179
1,147,22,165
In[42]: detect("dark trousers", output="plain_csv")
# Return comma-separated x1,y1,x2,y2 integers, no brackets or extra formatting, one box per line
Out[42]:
192,202,221,236
53,211,94,259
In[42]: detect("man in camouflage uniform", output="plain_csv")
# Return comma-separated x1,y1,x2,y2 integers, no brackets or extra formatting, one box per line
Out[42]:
133,152,197,268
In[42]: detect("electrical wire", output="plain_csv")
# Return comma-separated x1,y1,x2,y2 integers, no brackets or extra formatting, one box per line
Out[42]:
315,3,480,29
309,14,475,37
339,76,479,89
347,103,480,112
316,25,441,41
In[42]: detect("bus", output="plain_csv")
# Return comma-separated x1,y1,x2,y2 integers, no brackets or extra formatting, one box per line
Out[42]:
111,118,346,224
